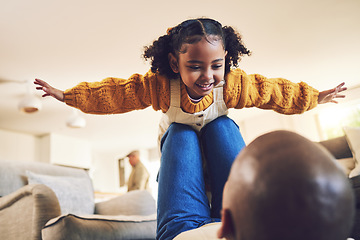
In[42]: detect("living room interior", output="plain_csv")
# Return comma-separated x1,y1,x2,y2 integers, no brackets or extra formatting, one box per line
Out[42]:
1,0,360,233
1,0,360,239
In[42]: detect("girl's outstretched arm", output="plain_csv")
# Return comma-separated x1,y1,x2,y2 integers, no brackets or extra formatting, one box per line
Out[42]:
34,79,65,102
33,71,167,115
317,82,347,104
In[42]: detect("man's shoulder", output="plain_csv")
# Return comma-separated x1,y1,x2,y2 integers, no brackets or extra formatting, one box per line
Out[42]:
135,162,149,174
135,161,146,169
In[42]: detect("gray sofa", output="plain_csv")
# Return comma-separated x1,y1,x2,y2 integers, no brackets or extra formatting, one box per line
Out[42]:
318,136,360,239
0,160,156,240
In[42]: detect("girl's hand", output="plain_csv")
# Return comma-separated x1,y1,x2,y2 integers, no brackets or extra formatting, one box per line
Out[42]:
34,79,65,102
317,82,347,104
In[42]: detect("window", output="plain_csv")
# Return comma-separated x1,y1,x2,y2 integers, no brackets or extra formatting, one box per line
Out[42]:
318,102,360,139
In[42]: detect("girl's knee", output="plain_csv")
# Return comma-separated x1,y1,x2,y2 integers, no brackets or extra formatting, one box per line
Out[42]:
201,116,239,135
161,123,198,150
169,122,196,133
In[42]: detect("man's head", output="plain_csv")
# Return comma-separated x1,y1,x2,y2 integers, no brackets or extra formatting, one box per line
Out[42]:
127,150,140,167
218,130,355,240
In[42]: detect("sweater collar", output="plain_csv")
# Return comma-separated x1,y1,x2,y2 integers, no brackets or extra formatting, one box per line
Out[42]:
180,81,214,113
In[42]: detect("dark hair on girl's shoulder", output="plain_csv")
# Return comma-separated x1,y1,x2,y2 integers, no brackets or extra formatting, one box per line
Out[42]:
222,26,251,72
143,34,175,79
143,18,251,79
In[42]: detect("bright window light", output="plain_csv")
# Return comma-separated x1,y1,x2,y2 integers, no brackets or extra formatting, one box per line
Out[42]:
318,103,360,139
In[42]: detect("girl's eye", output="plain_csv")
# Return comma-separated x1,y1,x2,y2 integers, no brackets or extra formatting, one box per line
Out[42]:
188,66,201,70
212,64,223,69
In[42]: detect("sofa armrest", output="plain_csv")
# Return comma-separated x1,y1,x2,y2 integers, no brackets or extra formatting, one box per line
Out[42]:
0,184,61,240
95,190,156,216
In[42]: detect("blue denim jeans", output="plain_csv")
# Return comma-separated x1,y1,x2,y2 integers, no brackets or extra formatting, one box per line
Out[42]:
156,116,246,240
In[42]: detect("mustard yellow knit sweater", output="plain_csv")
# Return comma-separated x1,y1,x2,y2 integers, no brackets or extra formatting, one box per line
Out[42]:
63,69,319,115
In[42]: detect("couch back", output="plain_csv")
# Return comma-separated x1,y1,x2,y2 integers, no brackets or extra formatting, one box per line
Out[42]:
318,135,353,159
0,160,91,197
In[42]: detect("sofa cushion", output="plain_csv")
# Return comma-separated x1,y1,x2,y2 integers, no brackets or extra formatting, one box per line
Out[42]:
95,190,156,216
174,222,223,240
318,136,353,159
337,157,356,176
41,213,156,240
27,171,94,215
344,127,360,178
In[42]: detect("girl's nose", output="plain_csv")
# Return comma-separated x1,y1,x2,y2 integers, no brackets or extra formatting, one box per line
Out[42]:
202,68,213,80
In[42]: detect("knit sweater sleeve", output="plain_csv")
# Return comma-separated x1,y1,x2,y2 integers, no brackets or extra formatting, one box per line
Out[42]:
63,70,170,114
224,69,319,114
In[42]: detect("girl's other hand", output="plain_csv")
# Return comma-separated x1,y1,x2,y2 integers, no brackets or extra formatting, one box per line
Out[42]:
317,82,347,104
34,79,65,102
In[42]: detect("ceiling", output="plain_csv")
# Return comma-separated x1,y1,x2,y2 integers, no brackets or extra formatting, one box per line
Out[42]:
1,0,359,154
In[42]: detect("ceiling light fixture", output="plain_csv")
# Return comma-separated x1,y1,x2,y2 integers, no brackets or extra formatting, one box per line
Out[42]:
18,80,42,113
66,109,86,128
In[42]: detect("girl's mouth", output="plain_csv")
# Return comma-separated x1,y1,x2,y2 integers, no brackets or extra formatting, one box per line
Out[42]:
196,82,214,91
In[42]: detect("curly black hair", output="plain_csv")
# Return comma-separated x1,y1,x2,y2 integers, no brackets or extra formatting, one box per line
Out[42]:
143,18,251,79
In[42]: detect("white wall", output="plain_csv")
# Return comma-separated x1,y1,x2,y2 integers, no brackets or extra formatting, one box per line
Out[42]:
91,150,123,193
0,130,93,168
0,129,39,162
39,133,92,169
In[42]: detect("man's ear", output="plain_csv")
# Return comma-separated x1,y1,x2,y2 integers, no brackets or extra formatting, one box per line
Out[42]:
168,53,179,73
217,209,236,239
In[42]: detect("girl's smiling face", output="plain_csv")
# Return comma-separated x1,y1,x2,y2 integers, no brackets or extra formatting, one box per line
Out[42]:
169,36,227,99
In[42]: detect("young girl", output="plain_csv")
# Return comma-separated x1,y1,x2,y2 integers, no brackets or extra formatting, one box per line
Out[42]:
35,18,346,240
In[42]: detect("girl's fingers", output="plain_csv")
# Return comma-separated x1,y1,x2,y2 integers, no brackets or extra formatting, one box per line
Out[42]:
337,82,345,88
34,78,48,87
336,82,347,92
338,87,347,92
